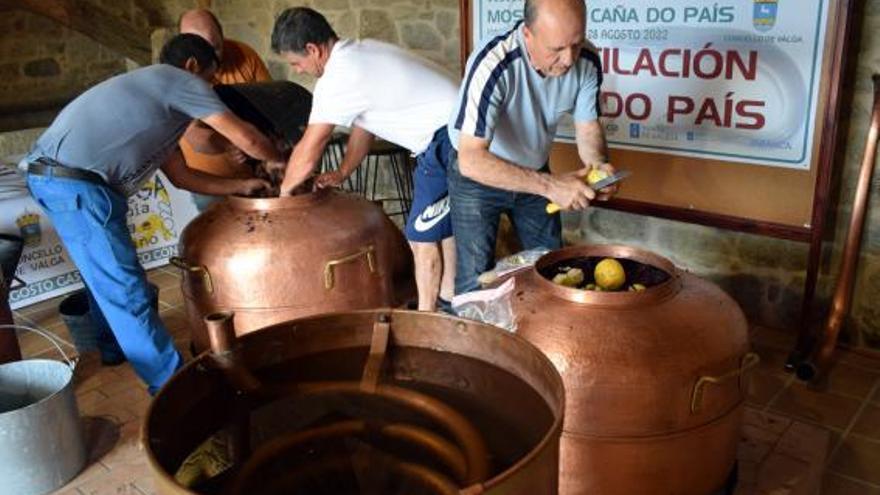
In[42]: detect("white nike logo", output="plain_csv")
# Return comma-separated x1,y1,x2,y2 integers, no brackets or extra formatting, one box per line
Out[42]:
413,196,450,232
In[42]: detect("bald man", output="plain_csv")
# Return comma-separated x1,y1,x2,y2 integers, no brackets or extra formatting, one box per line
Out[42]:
179,9,273,210
447,0,617,293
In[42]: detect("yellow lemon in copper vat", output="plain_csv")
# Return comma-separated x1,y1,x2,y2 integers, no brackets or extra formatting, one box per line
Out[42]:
594,258,626,291
587,168,609,186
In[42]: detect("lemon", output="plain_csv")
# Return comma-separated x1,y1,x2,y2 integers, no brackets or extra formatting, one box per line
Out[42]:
594,258,625,291
552,268,584,287
587,168,609,186
628,283,646,292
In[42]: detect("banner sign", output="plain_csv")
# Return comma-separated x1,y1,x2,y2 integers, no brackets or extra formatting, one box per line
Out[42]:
471,0,829,169
1,170,199,309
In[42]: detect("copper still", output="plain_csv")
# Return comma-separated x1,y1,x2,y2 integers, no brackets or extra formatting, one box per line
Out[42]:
504,245,754,495
173,190,414,352
143,309,565,494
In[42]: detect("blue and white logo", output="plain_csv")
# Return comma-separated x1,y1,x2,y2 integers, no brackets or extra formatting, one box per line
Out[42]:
753,0,778,32
629,123,640,139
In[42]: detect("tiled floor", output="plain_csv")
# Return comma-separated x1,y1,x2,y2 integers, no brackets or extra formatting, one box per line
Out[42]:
6,264,880,495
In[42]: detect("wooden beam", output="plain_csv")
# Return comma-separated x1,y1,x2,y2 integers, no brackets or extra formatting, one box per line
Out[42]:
13,0,152,65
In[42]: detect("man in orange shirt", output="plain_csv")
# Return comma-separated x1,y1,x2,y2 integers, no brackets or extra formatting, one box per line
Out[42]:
179,9,273,210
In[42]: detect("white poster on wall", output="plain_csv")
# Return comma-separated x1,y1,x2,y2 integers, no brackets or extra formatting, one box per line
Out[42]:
470,0,830,169
1,169,198,309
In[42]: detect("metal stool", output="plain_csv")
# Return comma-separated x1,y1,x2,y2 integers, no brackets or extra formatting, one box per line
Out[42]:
320,134,414,221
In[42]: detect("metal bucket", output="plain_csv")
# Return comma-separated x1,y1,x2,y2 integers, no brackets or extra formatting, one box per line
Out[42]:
0,325,87,495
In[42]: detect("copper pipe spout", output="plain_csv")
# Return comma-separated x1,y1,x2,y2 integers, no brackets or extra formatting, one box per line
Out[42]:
798,74,880,383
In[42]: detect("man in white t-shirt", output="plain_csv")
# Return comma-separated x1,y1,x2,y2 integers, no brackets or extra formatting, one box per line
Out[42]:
271,7,459,313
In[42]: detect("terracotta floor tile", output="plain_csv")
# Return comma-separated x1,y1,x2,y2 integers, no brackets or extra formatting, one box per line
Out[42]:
838,349,880,373
739,424,778,463
158,285,184,309
146,269,182,292
822,473,880,495
851,404,880,441
824,362,880,399
752,343,793,377
159,307,190,338
828,435,880,485
17,295,65,319
743,408,793,435
775,422,831,463
768,383,862,430
16,323,76,358
747,370,790,407
754,453,812,493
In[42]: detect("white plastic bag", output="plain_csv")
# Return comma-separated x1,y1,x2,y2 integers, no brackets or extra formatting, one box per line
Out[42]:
476,247,550,288
451,278,517,332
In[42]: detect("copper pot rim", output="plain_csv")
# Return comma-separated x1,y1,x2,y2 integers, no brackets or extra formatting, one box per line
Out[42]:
143,309,566,494
532,244,682,307
225,187,333,211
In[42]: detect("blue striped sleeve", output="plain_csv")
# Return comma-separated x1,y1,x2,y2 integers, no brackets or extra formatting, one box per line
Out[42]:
573,48,603,122
454,26,520,140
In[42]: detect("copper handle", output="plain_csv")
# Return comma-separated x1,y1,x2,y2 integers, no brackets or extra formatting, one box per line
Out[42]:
170,256,214,295
323,245,376,290
690,352,760,413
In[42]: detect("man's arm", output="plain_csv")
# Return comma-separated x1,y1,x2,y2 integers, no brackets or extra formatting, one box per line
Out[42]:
278,123,335,195
574,120,608,165
161,147,268,196
201,111,283,163
314,126,375,189
574,120,617,200
458,134,595,211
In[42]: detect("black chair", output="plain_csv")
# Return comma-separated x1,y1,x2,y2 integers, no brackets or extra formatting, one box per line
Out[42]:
321,135,414,221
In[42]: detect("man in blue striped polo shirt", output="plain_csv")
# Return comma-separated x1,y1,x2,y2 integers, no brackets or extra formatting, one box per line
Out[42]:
448,0,617,294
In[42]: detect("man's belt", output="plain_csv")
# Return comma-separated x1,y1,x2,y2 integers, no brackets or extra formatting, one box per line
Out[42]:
27,161,107,187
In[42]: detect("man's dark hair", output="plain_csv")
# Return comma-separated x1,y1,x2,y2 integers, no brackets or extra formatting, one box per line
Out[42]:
160,33,219,69
271,7,338,54
524,0,539,27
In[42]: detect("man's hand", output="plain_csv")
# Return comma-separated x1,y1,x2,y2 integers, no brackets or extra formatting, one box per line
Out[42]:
546,167,596,211
314,170,345,189
236,178,271,197
226,147,249,165
588,162,619,201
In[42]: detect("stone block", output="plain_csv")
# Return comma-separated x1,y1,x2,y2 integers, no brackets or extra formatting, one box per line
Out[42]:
401,22,443,51
23,58,61,78
359,10,398,43
435,10,458,37
0,63,20,79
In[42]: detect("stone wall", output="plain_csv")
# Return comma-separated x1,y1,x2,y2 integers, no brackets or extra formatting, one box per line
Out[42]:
0,10,127,129
207,0,461,89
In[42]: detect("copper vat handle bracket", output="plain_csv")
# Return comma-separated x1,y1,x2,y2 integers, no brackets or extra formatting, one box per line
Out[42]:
170,256,214,295
690,352,760,413
361,313,391,393
323,244,377,290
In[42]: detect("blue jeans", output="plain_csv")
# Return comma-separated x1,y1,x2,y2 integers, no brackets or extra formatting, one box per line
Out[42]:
447,152,561,294
27,172,182,394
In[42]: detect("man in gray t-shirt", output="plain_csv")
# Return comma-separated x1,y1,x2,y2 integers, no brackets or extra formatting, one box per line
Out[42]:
24,34,283,394
448,0,618,294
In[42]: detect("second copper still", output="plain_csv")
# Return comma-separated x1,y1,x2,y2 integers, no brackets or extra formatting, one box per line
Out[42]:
505,245,754,495
173,190,414,352
144,309,565,494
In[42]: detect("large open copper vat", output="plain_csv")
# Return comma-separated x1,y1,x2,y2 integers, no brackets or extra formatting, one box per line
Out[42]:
143,309,565,494
506,245,753,495
174,190,414,352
